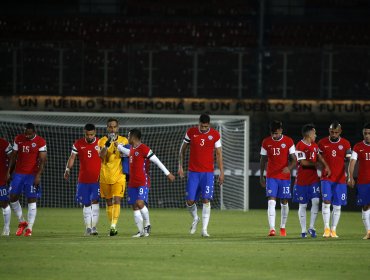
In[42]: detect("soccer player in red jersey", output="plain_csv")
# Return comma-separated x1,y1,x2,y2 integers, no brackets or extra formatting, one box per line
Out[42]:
64,124,101,236
117,128,175,237
348,123,370,239
0,137,13,236
260,120,296,237
318,121,351,238
178,114,224,237
293,124,330,238
9,123,47,237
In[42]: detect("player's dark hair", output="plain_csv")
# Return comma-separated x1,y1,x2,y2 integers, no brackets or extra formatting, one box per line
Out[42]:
329,121,341,129
302,123,315,136
199,114,210,124
84,123,96,131
363,123,370,130
269,120,283,133
129,128,141,140
107,118,118,125
24,123,35,131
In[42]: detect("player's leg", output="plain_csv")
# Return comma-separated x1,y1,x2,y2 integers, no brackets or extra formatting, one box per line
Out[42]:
91,183,100,235
186,171,201,234
200,172,214,237
358,184,370,239
266,178,279,236
321,180,332,237
308,183,320,238
111,177,125,232
127,187,143,237
293,185,308,237
330,183,347,238
9,174,29,236
277,179,291,236
0,187,11,236
76,183,93,235
100,183,116,235
135,187,150,236
24,177,39,236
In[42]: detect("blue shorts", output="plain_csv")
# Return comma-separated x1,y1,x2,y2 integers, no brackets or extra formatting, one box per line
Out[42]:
186,171,214,201
127,186,149,205
321,180,347,206
293,183,320,204
10,174,42,199
76,182,100,206
266,178,291,199
357,184,370,206
0,185,9,201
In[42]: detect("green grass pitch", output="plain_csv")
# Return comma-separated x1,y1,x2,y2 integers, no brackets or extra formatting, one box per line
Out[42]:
1,208,370,280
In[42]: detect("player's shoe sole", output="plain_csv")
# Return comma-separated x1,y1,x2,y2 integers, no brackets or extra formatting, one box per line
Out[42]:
190,217,200,234
16,221,28,236
268,229,276,237
323,228,331,238
279,228,286,237
24,228,32,237
330,230,339,238
308,228,317,238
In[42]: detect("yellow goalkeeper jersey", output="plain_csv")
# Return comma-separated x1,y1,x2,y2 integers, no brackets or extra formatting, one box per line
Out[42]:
98,135,128,184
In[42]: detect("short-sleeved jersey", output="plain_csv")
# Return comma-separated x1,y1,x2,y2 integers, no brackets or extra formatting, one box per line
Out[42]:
260,135,295,180
98,135,128,184
184,127,221,173
318,137,351,183
128,143,152,188
351,141,370,184
295,140,320,186
72,137,101,184
0,138,12,185
13,134,47,175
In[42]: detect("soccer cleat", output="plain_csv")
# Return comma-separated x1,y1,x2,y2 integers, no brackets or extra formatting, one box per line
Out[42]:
330,230,339,238
91,227,98,236
323,228,331,238
16,221,28,236
308,228,317,238
132,231,144,238
362,231,370,240
279,228,286,237
2,228,10,236
190,217,200,234
144,225,151,237
24,228,32,237
201,230,210,237
109,227,118,237
301,232,307,238
268,229,276,236
85,228,92,236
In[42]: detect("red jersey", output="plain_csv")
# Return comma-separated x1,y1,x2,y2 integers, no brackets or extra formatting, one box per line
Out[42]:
351,141,370,184
318,137,351,183
72,137,101,184
13,134,47,175
295,140,320,186
0,138,12,186
260,135,295,180
184,127,221,172
128,143,151,188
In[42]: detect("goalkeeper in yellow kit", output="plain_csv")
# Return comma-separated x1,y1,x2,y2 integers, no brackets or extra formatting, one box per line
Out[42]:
98,118,128,236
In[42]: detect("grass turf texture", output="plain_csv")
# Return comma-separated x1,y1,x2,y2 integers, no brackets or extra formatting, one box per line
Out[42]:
1,208,370,280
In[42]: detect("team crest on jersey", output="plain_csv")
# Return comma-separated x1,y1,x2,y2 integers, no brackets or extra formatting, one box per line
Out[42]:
208,135,213,140
281,143,286,148
95,146,99,150
135,151,139,156
32,143,36,148
338,145,343,150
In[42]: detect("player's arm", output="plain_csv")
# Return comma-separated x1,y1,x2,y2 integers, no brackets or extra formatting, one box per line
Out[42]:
295,150,315,169
317,153,331,177
347,152,357,188
148,151,175,182
64,152,77,180
259,155,267,188
8,141,18,176
99,135,114,159
283,145,297,174
5,143,13,184
216,146,224,185
116,143,130,156
178,141,189,178
34,150,47,186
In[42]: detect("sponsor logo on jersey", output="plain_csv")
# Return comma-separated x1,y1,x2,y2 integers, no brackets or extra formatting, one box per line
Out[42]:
338,145,343,150
281,143,286,148
81,147,86,149
32,143,36,148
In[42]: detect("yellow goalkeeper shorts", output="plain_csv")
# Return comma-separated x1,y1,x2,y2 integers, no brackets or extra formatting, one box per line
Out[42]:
100,178,126,199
